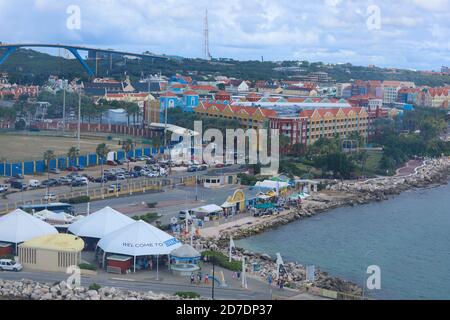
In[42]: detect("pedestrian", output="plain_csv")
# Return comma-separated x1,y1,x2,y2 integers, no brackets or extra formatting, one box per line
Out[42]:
279,278,284,290
268,274,273,286
205,274,209,285
190,273,195,285
197,271,202,284
232,271,236,279
237,271,241,279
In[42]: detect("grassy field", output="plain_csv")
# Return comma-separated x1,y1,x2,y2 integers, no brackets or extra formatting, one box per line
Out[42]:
0,132,124,161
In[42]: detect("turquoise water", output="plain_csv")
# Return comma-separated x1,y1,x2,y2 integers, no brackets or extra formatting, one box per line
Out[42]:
237,183,450,300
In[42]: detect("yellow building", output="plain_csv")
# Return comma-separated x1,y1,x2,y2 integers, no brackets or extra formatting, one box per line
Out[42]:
195,102,277,130
300,107,369,145
19,234,84,273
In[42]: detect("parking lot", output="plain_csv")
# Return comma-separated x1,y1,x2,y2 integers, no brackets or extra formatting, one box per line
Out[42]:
0,156,240,213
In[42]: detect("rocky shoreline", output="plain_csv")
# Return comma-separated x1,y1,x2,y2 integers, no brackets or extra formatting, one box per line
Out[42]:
0,279,201,300
199,157,450,298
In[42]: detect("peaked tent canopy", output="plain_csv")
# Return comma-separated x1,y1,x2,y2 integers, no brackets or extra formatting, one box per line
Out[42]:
170,244,201,260
98,220,182,256
68,206,135,239
0,209,58,244
191,204,223,214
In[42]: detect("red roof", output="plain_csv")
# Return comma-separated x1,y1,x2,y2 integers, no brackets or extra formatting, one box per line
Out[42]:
161,91,177,97
190,85,218,92
183,90,199,96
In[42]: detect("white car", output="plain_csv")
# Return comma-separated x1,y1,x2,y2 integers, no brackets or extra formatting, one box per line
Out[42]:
28,179,41,188
0,184,8,193
0,259,23,272
147,172,158,178
116,174,126,180
44,194,57,202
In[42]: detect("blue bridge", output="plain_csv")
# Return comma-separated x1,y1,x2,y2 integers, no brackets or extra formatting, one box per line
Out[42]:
0,43,169,77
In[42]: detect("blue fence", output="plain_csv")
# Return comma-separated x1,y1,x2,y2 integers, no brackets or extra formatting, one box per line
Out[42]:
0,147,163,177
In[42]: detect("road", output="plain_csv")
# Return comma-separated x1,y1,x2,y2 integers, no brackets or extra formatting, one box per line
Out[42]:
74,185,260,224
0,269,297,300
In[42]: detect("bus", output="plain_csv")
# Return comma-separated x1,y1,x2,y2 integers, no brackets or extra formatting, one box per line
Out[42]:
19,203,75,215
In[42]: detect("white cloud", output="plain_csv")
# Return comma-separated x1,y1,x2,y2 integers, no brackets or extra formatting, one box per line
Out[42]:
0,0,446,70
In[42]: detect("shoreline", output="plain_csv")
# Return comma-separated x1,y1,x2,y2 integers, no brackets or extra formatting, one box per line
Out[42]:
198,157,450,299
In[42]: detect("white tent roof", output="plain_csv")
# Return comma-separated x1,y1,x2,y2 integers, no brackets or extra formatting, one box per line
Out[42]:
191,204,224,214
0,209,58,244
255,180,290,190
98,220,181,256
34,209,79,224
68,206,135,239
170,244,201,259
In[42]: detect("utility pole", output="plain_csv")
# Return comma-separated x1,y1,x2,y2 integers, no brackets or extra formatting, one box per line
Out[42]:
62,84,66,133
77,90,81,152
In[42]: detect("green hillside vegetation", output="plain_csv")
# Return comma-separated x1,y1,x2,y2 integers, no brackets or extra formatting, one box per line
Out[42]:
1,48,450,87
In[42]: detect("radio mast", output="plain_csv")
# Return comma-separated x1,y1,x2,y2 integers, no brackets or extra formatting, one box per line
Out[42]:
204,9,212,60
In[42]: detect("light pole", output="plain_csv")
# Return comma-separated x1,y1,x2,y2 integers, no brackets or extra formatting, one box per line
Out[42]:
211,252,216,300
77,89,82,152
62,84,66,134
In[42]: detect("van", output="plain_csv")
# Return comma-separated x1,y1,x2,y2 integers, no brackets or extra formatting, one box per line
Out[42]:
29,179,41,188
0,259,23,272
179,210,195,220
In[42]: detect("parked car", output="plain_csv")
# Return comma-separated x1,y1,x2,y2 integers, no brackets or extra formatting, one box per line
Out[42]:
0,184,9,193
107,160,118,166
49,168,61,174
146,158,156,165
12,174,24,180
215,163,225,168
94,176,107,183
76,165,85,171
133,166,143,172
71,180,86,187
198,165,208,171
108,183,122,193
58,176,72,185
116,174,126,180
0,259,23,272
67,166,78,172
187,166,198,173
11,181,28,190
41,179,59,187
128,157,137,162
43,194,57,202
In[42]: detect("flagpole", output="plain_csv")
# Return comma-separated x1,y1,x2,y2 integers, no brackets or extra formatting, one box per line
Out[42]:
229,236,232,262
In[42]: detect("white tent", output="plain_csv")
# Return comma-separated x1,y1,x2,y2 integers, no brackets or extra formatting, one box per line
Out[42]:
98,220,181,257
34,209,81,224
255,180,290,190
68,206,135,239
0,209,58,244
97,220,182,273
191,204,224,214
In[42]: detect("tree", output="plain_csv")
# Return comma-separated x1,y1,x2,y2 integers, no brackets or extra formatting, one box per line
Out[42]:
43,149,56,195
96,143,110,191
122,139,134,171
67,146,80,164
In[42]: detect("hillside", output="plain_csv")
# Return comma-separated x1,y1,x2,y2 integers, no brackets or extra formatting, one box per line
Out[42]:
1,48,450,87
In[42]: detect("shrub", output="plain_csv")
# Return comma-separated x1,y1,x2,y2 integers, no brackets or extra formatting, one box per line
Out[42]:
174,292,200,299
89,283,101,291
0,254,15,261
65,196,91,204
132,212,159,223
201,250,242,272
79,263,98,271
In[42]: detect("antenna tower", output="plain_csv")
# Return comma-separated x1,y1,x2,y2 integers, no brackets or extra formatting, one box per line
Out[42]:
204,9,212,60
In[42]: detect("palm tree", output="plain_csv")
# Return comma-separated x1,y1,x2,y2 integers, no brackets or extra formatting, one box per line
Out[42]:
96,143,110,191
122,139,134,171
43,149,56,196
67,146,79,168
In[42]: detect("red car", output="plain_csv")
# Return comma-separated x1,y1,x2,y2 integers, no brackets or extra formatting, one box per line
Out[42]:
67,166,78,172
215,163,225,168
107,160,118,166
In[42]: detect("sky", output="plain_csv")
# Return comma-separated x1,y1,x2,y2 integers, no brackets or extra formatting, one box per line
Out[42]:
0,0,449,70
